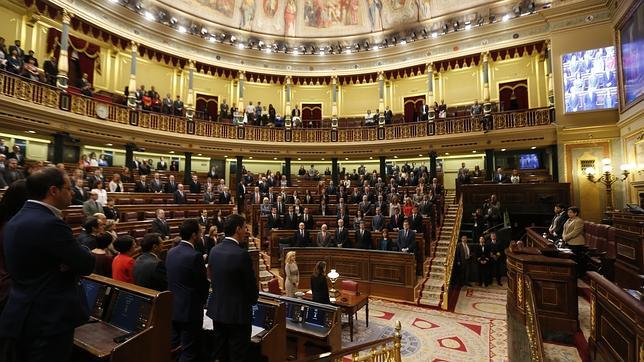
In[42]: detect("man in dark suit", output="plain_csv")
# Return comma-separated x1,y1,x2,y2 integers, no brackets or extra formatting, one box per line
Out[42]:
157,157,168,170
316,224,335,247
267,207,281,229
455,235,472,287
275,196,286,215
219,186,232,204
300,207,315,229
284,206,299,230
8,40,24,64
151,209,171,239
388,207,404,232
71,175,88,205
189,175,201,194
408,206,424,233
0,167,95,362
174,184,187,204
492,167,508,183
149,173,163,193
371,207,386,232
207,214,259,362
335,219,350,248
358,195,372,216
474,236,491,286
134,174,150,192
355,221,372,249
164,175,178,194
166,219,210,362
547,203,568,240
396,221,417,253
294,222,312,247
133,233,167,291
488,232,505,286
326,180,337,195
250,186,263,205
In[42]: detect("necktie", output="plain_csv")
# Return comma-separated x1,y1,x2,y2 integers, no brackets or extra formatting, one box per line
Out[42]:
301,230,304,237
323,232,326,239
405,231,408,239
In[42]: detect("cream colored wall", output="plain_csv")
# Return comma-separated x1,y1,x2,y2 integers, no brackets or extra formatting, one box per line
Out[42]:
339,83,380,116
243,82,284,113
193,73,234,106
291,85,332,116
81,146,211,172
389,76,427,114
441,155,486,189
0,132,50,161
439,66,482,106
0,7,24,49
489,54,547,108
551,21,619,127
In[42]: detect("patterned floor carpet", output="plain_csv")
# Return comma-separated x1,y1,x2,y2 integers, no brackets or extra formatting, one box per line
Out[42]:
340,279,589,361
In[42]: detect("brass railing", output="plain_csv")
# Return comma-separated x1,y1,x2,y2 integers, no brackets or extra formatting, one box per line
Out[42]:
297,321,402,362
0,71,552,143
441,195,464,310
524,276,545,362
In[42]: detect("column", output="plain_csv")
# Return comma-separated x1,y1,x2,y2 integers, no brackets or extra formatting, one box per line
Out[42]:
284,157,292,186
427,63,435,120
429,152,437,180
185,60,196,120
379,156,386,179
331,75,338,119
52,133,65,164
482,52,491,114
125,143,135,170
546,40,554,108
56,9,72,89
485,149,495,180
378,71,385,113
331,158,339,185
285,75,292,122
183,152,193,186
238,71,245,110
236,156,244,210
550,144,559,182
127,42,138,109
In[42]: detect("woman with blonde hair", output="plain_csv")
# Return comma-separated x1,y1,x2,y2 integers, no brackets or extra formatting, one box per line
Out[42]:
284,251,299,297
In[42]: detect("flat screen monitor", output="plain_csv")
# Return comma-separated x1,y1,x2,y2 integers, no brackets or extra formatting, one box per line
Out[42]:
80,279,102,312
251,304,267,328
108,290,144,333
619,1,644,107
519,153,541,170
285,303,298,321
562,46,618,112
305,307,327,327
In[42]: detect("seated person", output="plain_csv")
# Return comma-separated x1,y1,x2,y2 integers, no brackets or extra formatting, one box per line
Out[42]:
510,169,521,184
112,235,136,284
310,261,331,304
79,73,93,97
364,109,374,126
91,233,114,277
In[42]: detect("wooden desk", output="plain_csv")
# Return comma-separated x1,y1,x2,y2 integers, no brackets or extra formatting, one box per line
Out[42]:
611,212,643,290
305,290,369,342
458,183,571,216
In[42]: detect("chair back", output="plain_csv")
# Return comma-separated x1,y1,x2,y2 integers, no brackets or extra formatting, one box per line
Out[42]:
267,278,282,295
340,280,359,295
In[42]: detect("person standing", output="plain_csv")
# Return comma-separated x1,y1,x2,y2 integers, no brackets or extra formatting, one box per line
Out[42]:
310,261,331,304
166,219,210,362
562,206,586,276
456,235,472,287
0,180,28,314
0,167,95,362
475,236,491,287
284,251,299,297
207,214,259,362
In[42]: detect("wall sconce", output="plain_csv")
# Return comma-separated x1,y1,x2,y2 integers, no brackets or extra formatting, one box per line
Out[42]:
585,159,632,214
327,269,340,297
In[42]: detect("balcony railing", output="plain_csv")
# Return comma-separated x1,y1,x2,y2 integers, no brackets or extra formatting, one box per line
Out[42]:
0,71,553,143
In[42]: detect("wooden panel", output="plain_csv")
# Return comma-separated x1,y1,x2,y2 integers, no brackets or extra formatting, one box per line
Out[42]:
459,183,571,216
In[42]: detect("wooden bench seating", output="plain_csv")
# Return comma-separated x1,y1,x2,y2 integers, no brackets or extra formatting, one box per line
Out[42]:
63,204,235,226
107,192,220,205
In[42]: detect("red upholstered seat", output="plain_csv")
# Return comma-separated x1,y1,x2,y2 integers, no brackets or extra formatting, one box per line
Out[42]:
266,278,282,295
340,280,359,295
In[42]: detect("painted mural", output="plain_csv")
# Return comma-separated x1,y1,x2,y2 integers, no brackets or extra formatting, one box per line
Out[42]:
157,0,518,37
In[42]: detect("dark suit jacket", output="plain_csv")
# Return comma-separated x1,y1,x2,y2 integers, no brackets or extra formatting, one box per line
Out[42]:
300,214,315,229
72,185,88,205
207,238,259,324
294,230,311,247
284,213,299,229
219,192,232,204
166,242,209,323
355,229,372,249
174,190,187,204
408,214,424,233
133,253,167,291
164,182,178,194
267,213,281,229
456,242,472,265
493,173,508,183
310,274,330,304
475,244,491,263
335,227,350,247
189,182,202,193
396,229,417,253
156,161,168,170
388,214,404,230
149,179,163,193
134,181,149,192
0,202,95,337
151,218,171,239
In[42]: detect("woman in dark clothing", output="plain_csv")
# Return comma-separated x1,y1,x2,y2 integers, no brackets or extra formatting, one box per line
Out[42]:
0,180,28,314
310,261,330,304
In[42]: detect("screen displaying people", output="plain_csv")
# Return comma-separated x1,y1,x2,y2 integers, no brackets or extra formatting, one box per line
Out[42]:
562,46,618,112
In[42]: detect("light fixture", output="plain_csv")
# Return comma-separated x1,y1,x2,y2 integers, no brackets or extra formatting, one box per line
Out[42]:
230,35,236,43
501,148,506,151
169,151,175,154
197,153,202,156
502,14,511,22
208,36,216,43
453,21,460,31
327,269,340,297
135,2,142,10
297,158,301,160
531,146,536,149
585,159,631,216
109,0,119,3
472,150,477,153
442,23,449,33
393,155,398,159
345,157,349,160
431,32,438,38
200,27,208,36
418,154,423,157
224,155,228,158
105,143,113,146
249,156,253,159
465,23,472,31
177,25,187,33
273,157,277,160
169,17,177,26
321,158,325,161
445,152,450,155
237,43,245,49
25,130,36,134
144,11,155,21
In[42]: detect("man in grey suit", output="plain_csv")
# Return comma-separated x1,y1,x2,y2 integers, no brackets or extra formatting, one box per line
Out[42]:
371,207,385,232
133,233,167,291
316,224,335,247
82,190,104,217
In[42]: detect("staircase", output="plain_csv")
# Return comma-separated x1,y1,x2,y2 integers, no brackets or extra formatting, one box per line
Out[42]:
418,190,459,307
250,239,277,289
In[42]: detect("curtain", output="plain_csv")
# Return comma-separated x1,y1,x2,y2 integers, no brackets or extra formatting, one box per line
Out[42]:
46,28,100,85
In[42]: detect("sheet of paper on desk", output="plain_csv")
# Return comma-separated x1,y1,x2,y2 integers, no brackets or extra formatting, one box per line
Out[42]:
251,325,265,338
330,297,336,303
202,310,213,331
